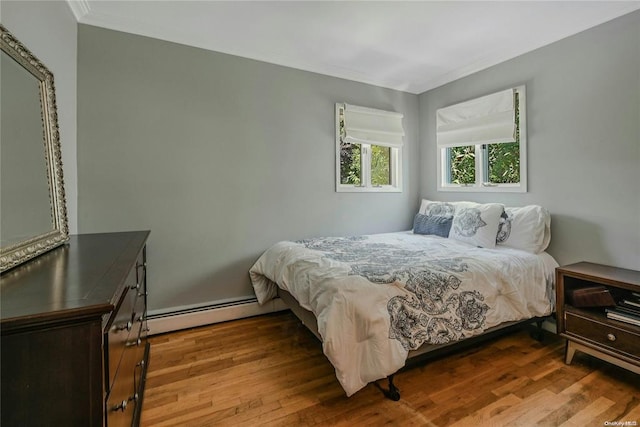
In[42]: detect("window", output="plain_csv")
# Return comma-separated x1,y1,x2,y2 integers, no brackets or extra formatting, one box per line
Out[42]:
437,86,526,192
336,103,404,192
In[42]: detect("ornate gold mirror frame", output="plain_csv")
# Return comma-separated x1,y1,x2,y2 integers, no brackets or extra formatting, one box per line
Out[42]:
0,24,69,272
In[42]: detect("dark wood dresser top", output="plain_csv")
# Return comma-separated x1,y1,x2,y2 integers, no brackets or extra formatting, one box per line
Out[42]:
1,231,150,330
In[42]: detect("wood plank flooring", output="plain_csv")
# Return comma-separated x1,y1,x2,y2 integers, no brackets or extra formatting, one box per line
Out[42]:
141,312,639,426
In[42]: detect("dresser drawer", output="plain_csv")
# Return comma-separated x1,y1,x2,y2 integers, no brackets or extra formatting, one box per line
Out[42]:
107,311,145,427
129,251,146,297
106,345,138,427
106,268,137,390
565,311,640,359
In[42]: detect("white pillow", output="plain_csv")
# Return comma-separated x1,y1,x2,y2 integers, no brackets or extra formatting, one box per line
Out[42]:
497,205,551,253
418,199,456,217
448,202,504,249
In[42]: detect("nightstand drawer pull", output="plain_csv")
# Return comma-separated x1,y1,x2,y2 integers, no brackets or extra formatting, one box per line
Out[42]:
607,333,617,342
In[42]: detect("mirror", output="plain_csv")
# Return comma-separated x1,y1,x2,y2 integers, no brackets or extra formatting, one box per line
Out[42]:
0,24,69,272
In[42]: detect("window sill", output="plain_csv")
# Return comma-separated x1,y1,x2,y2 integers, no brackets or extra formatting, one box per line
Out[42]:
336,186,402,193
437,184,526,193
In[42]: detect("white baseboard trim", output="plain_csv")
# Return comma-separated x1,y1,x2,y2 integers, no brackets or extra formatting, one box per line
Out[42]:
147,298,288,336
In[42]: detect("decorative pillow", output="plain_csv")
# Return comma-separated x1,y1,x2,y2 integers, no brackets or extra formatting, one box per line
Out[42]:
448,202,504,248
418,199,456,217
413,213,452,237
497,205,551,253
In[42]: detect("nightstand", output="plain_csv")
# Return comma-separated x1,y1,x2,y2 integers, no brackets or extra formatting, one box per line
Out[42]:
556,262,640,375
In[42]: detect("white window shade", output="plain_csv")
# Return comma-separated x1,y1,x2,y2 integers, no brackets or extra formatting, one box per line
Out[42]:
437,88,516,148
343,104,404,148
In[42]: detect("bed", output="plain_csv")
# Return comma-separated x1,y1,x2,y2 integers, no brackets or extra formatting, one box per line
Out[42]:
250,201,558,399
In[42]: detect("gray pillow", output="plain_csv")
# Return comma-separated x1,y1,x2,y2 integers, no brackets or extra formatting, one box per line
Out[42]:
413,213,452,237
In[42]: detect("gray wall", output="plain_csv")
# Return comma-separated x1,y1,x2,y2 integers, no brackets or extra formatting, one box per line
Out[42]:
1,1,78,234
419,11,640,270
77,25,419,314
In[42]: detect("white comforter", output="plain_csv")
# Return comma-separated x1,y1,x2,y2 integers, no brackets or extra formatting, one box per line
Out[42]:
250,232,557,397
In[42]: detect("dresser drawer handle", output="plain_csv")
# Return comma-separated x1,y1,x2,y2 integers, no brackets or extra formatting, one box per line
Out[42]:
126,338,142,347
607,333,617,342
115,321,133,332
112,400,127,412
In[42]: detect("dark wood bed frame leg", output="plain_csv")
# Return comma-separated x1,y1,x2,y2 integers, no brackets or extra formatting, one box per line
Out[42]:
374,375,401,401
530,319,545,342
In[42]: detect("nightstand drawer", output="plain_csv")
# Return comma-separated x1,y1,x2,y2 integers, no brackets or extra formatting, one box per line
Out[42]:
565,311,640,359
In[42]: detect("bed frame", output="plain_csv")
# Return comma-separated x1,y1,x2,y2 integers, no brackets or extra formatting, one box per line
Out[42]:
277,287,547,400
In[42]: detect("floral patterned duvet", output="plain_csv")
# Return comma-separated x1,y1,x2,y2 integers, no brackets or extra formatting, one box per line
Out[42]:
250,231,557,396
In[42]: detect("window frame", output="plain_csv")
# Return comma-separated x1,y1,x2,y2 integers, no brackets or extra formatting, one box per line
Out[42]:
335,103,403,193
437,85,527,193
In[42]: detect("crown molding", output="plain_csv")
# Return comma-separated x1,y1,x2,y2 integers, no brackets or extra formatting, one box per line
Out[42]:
66,0,90,22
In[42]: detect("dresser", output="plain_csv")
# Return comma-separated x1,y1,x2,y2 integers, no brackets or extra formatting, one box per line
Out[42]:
1,231,150,426
556,262,640,375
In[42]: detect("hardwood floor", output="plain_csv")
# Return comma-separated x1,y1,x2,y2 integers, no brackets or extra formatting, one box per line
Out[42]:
141,312,639,426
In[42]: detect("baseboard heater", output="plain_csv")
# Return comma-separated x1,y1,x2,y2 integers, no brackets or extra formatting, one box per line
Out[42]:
147,297,557,337
146,297,287,336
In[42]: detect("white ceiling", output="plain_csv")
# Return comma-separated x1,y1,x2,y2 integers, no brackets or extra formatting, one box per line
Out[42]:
67,1,640,94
